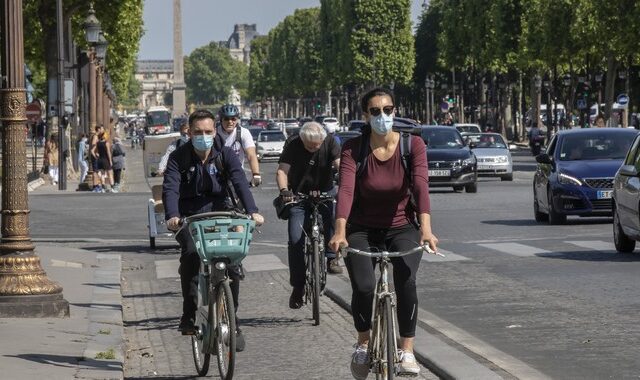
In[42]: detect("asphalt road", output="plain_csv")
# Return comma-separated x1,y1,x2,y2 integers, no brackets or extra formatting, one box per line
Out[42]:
26,145,640,379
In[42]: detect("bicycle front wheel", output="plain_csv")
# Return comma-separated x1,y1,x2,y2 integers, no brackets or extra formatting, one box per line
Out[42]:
383,298,396,380
214,279,237,380
312,239,321,326
191,277,212,376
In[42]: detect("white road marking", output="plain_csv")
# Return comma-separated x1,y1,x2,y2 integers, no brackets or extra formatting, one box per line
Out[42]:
421,248,469,262
478,242,550,257
565,240,615,252
243,254,288,272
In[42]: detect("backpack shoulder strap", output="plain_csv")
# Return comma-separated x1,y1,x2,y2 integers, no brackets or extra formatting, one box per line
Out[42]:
215,148,240,210
177,144,192,173
355,131,371,178
236,125,243,149
399,132,412,181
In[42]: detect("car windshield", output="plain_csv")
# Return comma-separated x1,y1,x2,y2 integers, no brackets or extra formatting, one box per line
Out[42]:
259,131,286,142
146,111,170,125
465,133,507,149
422,129,464,149
559,133,634,161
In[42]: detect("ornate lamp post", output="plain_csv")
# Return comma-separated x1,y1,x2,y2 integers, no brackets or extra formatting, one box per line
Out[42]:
543,74,552,139
562,74,571,129
0,0,69,317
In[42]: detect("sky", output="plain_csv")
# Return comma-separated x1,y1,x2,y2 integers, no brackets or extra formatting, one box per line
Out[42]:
138,0,426,60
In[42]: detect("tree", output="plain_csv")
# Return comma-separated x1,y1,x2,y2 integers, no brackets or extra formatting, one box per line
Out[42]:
248,36,272,99
23,0,144,106
184,42,248,105
118,73,142,109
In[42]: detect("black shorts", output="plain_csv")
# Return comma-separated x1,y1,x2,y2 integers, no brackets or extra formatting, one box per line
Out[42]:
97,158,111,171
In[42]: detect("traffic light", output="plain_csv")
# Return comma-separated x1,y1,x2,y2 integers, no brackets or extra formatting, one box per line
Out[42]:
316,101,321,110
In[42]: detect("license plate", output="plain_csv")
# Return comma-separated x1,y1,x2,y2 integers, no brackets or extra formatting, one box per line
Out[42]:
597,190,612,199
428,170,450,177
478,164,498,170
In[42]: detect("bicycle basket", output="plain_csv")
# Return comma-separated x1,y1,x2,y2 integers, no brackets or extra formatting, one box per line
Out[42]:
188,217,256,265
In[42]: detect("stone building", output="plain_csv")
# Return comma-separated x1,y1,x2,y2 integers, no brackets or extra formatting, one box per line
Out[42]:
135,60,174,110
218,24,259,65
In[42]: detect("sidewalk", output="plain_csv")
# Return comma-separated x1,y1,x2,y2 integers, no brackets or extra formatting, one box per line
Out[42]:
0,245,123,380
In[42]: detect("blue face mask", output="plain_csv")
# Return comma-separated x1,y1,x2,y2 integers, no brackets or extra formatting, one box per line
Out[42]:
370,113,394,135
192,135,213,151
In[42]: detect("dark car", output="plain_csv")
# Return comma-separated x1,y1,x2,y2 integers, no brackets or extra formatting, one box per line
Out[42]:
348,120,366,132
247,126,263,142
612,133,640,252
421,126,478,193
299,117,313,127
249,118,269,128
533,128,637,224
337,131,361,145
172,117,187,132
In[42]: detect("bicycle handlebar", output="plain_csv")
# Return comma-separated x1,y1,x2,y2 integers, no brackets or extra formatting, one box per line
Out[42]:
340,244,443,258
294,193,334,202
175,211,252,235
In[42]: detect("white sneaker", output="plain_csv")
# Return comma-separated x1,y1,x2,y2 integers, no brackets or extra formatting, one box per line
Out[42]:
397,350,420,376
350,343,370,380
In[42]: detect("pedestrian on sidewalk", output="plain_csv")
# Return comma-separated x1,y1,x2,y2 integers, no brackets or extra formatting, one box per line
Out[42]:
329,87,439,379
91,126,114,192
90,125,105,192
44,134,59,186
77,133,89,184
111,136,126,193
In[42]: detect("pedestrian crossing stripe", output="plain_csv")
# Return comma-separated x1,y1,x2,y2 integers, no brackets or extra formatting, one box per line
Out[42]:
565,240,615,251
478,242,551,257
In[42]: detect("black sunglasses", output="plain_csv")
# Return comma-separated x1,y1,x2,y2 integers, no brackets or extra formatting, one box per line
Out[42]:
368,106,394,117
223,116,238,122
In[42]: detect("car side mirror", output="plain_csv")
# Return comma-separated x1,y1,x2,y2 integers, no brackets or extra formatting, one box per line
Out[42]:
618,164,639,177
535,153,553,164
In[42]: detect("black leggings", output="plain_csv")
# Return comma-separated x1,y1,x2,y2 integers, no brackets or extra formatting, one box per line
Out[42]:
344,223,423,338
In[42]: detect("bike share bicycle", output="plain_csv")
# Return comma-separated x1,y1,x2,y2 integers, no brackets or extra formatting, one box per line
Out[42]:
176,211,256,380
294,193,334,326
340,244,441,379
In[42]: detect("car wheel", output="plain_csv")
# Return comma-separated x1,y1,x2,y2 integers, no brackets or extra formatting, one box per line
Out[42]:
613,205,636,253
547,188,566,225
465,182,478,193
533,191,548,222
501,173,513,181
453,185,464,192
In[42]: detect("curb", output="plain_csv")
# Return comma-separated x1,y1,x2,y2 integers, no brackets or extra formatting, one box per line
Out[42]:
77,254,124,380
325,275,502,380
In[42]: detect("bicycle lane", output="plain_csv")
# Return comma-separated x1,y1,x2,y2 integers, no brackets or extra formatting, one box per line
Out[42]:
122,249,438,379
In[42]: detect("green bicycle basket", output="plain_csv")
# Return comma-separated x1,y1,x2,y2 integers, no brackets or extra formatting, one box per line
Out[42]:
188,217,256,266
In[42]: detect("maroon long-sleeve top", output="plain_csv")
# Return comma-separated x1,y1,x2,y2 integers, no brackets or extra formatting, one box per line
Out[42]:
336,134,431,228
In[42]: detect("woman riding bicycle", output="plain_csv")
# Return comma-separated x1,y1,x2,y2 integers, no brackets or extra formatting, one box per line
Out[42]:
329,88,438,379
163,109,264,352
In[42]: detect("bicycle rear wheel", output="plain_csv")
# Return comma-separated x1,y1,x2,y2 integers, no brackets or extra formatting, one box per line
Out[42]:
312,239,321,326
191,272,212,376
214,279,236,380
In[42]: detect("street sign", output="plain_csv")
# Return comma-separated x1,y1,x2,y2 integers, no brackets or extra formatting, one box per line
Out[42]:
576,99,587,110
26,102,42,123
617,93,629,106
325,104,331,114
343,106,349,114
440,102,449,112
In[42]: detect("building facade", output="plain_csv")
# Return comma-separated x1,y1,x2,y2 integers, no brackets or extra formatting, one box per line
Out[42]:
218,24,259,65
135,60,174,110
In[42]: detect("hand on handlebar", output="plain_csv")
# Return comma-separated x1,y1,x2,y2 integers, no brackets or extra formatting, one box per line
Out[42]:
251,212,265,226
280,189,294,203
329,235,348,256
420,229,439,255
166,216,181,231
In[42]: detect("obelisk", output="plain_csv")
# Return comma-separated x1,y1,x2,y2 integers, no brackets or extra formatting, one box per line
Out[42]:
172,0,186,117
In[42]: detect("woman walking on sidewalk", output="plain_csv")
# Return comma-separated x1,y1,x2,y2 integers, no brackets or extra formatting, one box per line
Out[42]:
45,135,60,186
111,136,126,193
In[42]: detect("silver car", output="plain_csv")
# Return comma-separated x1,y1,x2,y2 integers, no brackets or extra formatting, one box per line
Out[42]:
464,133,513,181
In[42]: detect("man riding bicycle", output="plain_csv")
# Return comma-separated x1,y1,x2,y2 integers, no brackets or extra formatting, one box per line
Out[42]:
276,121,342,310
216,104,262,187
162,109,264,352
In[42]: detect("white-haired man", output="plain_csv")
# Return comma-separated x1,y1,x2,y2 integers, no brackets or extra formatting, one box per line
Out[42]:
276,122,342,309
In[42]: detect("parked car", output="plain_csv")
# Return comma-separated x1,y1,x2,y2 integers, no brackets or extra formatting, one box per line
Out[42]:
256,130,287,161
533,128,638,224
336,131,361,145
322,117,340,133
421,126,478,193
299,117,313,127
454,123,481,134
348,120,366,132
464,133,513,181
612,133,640,252
247,126,262,142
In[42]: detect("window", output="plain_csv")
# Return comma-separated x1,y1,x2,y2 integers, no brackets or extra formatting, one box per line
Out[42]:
546,135,557,156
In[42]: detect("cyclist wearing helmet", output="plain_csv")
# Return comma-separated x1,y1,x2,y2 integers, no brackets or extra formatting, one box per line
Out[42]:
216,104,262,187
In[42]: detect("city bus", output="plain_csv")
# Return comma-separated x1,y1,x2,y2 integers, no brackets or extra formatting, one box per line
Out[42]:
145,106,172,135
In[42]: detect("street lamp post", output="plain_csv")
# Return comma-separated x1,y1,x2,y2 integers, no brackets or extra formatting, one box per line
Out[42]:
0,0,69,317
562,74,571,130
533,74,542,135
543,74,552,140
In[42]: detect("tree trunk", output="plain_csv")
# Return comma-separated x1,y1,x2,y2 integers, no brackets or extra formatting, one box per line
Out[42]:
604,56,618,124
531,73,541,141
504,84,512,140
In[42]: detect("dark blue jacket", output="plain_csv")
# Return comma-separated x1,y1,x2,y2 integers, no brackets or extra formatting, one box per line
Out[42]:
162,141,258,220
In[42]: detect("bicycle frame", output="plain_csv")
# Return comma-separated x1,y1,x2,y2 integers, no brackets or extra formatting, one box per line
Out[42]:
195,259,230,352
370,257,398,375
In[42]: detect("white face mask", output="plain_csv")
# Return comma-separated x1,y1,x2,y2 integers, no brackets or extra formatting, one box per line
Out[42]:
370,113,394,135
